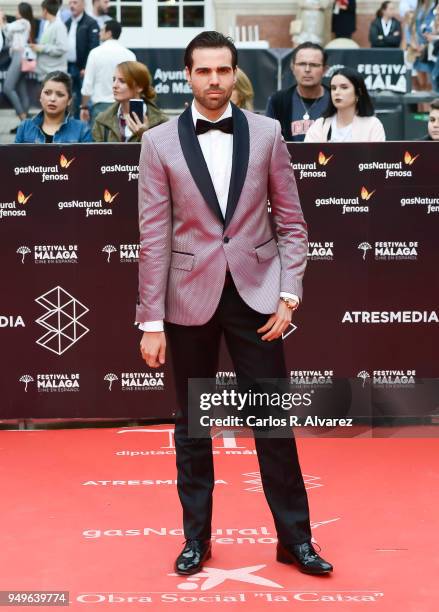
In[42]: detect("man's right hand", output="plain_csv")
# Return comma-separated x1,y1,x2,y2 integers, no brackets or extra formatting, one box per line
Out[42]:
140,331,166,368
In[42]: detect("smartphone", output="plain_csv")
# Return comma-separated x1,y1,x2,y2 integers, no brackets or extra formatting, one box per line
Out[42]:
129,98,145,123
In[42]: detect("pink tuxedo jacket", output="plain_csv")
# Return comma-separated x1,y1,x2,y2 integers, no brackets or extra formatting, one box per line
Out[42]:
136,104,308,326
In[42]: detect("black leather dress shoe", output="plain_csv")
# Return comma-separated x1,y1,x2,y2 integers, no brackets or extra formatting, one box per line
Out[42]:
174,539,212,575
277,541,333,574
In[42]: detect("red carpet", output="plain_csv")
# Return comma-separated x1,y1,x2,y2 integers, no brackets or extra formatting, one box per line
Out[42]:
0,426,438,610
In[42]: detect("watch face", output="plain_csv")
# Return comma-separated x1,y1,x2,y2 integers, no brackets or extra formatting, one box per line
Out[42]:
282,298,297,309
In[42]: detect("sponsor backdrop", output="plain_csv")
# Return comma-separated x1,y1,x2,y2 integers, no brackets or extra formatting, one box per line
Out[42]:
0,142,438,419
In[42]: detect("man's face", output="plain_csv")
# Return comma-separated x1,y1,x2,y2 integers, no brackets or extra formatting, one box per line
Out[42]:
69,0,84,18
428,109,439,140
99,25,109,42
97,0,110,15
185,47,236,113
292,48,325,89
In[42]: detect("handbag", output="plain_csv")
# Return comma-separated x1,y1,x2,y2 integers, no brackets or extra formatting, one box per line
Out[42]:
21,46,37,73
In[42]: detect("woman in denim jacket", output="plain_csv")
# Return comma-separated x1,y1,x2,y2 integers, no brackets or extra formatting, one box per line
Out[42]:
15,70,92,143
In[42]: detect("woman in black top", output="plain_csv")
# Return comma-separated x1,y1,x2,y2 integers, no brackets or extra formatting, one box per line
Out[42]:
369,1,402,48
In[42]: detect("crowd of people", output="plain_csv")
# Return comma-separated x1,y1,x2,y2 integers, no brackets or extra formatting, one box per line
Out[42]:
400,0,439,91
1,1,439,143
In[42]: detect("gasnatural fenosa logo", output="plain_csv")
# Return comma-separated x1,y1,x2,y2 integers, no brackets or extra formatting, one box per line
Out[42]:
358,150,419,178
13,152,75,182
318,151,334,166
0,190,32,220
17,190,32,204
315,186,375,214
360,186,375,201
57,189,118,218
293,151,334,180
404,151,419,166
59,153,75,169
103,189,119,204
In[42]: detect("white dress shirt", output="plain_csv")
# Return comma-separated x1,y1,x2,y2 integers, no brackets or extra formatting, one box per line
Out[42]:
381,18,392,37
67,13,82,63
329,115,353,142
81,38,136,103
191,102,234,218
139,101,298,333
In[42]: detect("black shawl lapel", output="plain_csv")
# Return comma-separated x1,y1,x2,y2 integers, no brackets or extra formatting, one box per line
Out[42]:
178,106,224,225
224,103,250,231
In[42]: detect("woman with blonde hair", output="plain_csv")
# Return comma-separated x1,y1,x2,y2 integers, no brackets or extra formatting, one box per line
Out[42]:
93,60,168,142
231,67,254,110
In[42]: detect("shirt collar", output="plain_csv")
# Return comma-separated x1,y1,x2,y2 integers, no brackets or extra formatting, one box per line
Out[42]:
72,12,83,23
191,101,232,127
33,110,70,127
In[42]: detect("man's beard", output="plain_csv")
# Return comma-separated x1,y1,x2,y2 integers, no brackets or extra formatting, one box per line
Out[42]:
195,88,232,111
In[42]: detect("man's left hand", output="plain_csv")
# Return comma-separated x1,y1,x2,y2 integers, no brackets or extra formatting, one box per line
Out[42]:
257,300,297,341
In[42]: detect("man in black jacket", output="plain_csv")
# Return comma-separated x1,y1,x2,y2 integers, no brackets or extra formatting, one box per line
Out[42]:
66,0,99,117
266,42,329,142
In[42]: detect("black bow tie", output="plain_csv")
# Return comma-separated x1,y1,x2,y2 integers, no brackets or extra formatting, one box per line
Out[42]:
195,117,233,136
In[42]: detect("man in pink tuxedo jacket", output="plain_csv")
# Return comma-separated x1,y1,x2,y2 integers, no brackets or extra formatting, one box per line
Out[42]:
136,31,333,576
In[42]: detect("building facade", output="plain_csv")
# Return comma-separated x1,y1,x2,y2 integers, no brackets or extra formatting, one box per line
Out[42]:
8,0,383,48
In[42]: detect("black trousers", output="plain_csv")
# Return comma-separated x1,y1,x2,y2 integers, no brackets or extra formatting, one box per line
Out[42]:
165,276,312,547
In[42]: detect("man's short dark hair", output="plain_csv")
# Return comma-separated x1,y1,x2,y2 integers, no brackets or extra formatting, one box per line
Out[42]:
41,0,59,16
291,42,327,66
184,31,238,72
104,19,122,40
430,98,439,111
